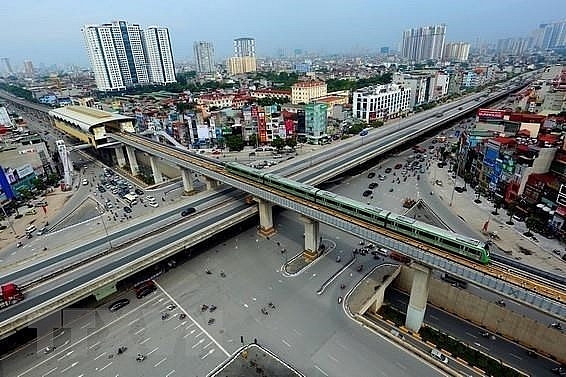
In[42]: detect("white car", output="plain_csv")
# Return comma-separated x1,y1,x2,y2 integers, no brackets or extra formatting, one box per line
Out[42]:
148,202,159,208
146,195,156,202
82,179,88,186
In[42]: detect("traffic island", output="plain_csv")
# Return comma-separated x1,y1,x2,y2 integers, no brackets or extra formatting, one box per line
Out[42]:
207,343,304,377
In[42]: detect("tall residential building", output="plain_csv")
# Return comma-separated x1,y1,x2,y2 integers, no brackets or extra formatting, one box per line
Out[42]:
532,20,566,50
291,80,327,104
401,24,446,62
23,60,35,77
193,41,215,73
143,26,176,85
227,37,257,75
443,42,470,62
0,58,14,77
352,84,412,122
82,21,175,91
234,38,256,57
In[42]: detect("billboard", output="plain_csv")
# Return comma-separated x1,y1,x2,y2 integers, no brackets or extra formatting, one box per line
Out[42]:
477,108,505,119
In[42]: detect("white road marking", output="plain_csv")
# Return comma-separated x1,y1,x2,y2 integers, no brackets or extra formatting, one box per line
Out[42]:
153,357,167,367
59,361,78,373
243,303,249,308
293,329,303,336
127,318,139,326
165,370,176,377
174,322,185,329
80,322,91,329
190,329,196,335
314,365,328,376
465,332,478,339
252,297,257,301
192,339,205,349
98,361,112,371
185,323,195,329
147,347,159,356
195,332,204,338
135,327,145,335
53,331,65,339
57,351,73,361
202,341,213,350
395,362,407,370
88,341,100,350
154,282,229,356
183,333,191,338
509,353,523,360
94,352,106,360
41,367,57,377
201,349,215,359
140,337,151,345
281,339,291,348
328,355,338,363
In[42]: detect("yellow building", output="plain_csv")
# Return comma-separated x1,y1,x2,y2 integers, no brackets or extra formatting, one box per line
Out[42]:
291,80,327,104
228,56,257,75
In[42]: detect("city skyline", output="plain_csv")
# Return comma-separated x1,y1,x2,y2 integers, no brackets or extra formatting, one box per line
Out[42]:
1,0,566,67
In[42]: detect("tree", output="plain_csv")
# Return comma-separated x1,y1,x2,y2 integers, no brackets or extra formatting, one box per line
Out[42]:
271,137,285,151
226,135,244,152
369,120,384,128
249,133,258,147
285,138,297,149
524,216,538,237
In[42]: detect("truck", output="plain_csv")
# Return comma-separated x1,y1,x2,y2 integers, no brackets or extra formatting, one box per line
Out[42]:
1,283,24,308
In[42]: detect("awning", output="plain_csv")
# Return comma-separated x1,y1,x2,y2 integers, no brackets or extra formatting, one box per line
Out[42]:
556,206,566,217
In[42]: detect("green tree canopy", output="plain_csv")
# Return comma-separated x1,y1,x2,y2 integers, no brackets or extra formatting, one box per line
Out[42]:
271,137,285,150
226,135,244,152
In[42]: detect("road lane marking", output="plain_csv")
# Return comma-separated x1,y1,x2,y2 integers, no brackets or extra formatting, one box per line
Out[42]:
192,339,205,349
293,329,303,336
328,355,338,363
395,362,407,370
98,362,112,371
140,337,151,345
135,327,145,335
57,351,73,361
185,323,195,329
314,365,328,376
202,341,213,350
59,362,78,374
94,352,106,360
509,353,523,360
41,367,57,377
154,281,229,356
465,332,478,339
80,322,91,329
165,370,176,377
195,332,204,338
174,322,186,330
201,349,215,359
281,339,291,348
88,341,100,350
183,333,191,338
147,347,159,356
128,318,140,326
153,357,167,367
53,330,65,339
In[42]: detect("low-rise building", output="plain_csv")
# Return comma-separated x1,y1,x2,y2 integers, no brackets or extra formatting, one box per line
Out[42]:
352,83,412,122
291,80,327,104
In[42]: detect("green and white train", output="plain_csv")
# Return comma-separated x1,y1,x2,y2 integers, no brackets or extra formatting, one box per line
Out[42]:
226,162,490,264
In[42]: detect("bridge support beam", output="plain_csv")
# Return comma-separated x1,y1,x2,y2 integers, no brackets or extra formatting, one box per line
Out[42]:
258,199,276,237
300,215,319,261
181,168,195,194
204,177,219,190
115,146,126,168
150,156,163,184
405,263,431,332
125,146,139,176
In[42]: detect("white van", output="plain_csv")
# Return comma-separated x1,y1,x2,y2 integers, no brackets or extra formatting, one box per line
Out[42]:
430,349,448,364
25,225,37,234
25,208,37,216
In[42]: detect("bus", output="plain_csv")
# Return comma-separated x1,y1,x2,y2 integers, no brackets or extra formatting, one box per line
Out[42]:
123,193,137,205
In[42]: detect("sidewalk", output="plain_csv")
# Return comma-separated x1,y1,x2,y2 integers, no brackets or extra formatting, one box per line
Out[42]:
428,161,565,275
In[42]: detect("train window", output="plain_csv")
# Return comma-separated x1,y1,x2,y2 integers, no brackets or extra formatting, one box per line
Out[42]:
442,239,462,251
394,222,413,233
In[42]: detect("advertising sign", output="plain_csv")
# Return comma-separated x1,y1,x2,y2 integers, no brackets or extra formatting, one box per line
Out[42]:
477,108,505,119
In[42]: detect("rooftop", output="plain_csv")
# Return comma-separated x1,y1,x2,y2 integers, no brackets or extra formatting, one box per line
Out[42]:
48,106,133,132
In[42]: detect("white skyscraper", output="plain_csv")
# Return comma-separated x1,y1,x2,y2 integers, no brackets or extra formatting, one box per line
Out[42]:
401,24,446,62
82,21,175,91
143,26,176,85
193,41,215,73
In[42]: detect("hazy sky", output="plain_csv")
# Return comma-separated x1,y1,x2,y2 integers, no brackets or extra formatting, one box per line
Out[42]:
1,0,565,68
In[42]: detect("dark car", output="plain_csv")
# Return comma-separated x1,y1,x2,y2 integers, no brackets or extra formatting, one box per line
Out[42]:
135,188,144,195
394,163,403,169
384,167,392,173
362,190,372,197
368,182,378,189
367,172,375,179
181,207,196,216
109,298,130,312
123,206,132,213
136,286,156,299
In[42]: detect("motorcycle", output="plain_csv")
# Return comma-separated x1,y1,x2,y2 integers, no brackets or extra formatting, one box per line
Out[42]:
207,318,215,325
336,256,341,263
268,302,275,309
261,308,269,315
117,346,127,355
179,313,187,320
340,284,346,290
201,304,209,312
44,346,55,354
166,304,176,311
496,300,506,307
338,296,343,304
136,354,146,362
356,265,363,272
209,305,217,313
17,241,23,248
161,313,169,320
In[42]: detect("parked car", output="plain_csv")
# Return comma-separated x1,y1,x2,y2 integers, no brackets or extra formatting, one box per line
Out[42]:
135,188,144,195
394,164,403,169
123,206,132,213
108,298,130,312
384,168,392,173
149,202,159,208
362,190,372,197
136,286,156,299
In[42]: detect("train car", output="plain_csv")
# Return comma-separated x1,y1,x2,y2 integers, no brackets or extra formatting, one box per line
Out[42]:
225,162,266,184
315,190,388,227
385,213,489,264
263,173,319,202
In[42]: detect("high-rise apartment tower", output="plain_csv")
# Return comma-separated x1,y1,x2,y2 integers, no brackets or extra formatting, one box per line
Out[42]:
193,41,215,73
401,24,446,62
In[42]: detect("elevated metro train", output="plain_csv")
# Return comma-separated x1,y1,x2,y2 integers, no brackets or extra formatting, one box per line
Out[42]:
225,162,490,264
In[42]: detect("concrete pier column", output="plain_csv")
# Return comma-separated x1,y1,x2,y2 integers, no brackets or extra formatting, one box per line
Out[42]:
300,215,319,261
204,177,219,190
115,146,126,168
125,146,139,175
181,168,194,194
405,264,431,332
150,156,163,184
258,199,276,237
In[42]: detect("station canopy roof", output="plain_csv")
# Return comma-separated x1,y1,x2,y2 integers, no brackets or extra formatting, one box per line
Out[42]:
49,106,133,133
